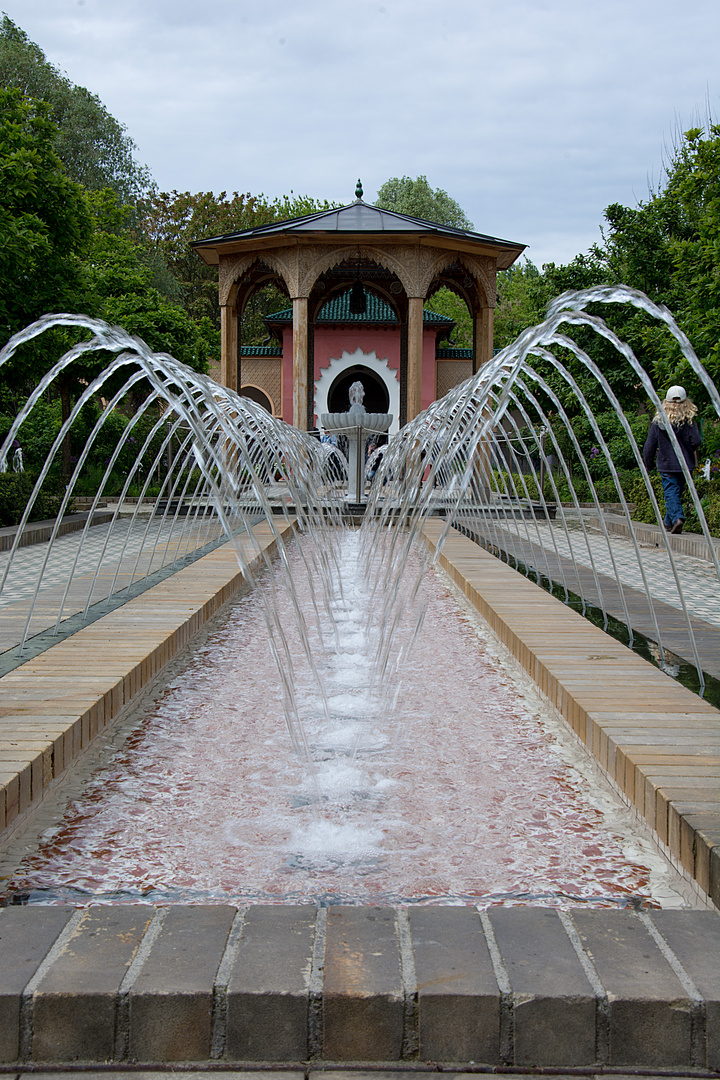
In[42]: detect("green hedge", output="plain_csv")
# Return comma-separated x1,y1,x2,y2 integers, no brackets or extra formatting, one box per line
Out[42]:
0,471,68,528
490,465,720,537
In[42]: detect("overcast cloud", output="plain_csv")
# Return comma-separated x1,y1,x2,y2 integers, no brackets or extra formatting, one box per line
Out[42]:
4,0,719,265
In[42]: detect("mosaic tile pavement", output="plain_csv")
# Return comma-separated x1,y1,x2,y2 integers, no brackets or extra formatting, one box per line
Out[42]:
0,518,226,654
491,515,720,629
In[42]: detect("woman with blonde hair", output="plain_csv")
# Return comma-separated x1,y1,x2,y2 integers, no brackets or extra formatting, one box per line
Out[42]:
643,386,702,534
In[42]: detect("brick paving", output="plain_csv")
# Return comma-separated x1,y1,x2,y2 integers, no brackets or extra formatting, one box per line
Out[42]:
0,518,228,656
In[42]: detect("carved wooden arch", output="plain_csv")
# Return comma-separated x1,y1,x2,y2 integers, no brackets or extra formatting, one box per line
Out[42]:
425,252,477,316
309,266,404,322
218,251,294,307
296,243,420,299
456,253,496,308
425,251,496,310
418,250,459,299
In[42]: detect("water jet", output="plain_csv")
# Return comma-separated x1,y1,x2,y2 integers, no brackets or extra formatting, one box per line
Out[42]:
0,289,718,1068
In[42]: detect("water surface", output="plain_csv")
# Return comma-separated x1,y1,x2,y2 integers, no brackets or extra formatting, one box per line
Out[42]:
3,534,693,908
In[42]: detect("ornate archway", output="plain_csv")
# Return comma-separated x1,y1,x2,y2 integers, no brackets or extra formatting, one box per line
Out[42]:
192,184,525,428
315,349,400,434
239,385,274,414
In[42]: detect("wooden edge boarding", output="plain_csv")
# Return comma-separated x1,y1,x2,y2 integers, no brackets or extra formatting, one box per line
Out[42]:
0,520,294,839
422,520,720,909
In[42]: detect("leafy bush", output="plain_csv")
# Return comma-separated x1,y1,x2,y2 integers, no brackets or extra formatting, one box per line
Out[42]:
0,470,68,526
490,468,586,504
684,468,720,535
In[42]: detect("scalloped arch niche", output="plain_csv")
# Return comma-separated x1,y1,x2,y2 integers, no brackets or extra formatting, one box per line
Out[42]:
314,348,400,435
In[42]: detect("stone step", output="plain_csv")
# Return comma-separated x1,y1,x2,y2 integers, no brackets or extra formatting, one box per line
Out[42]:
0,904,717,1069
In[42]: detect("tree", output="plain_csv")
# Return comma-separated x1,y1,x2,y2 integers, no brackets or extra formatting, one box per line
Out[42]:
0,85,94,475
140,189,337,342
628,126,720,402
545,124,720,411
494,259,550,350
0,87,91,345
0,15,151,202
424,287,473,347
83,189,215,375
374,175,473,229
375,176,475,344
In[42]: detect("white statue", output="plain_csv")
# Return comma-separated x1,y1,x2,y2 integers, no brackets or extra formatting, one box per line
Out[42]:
349,380,365,407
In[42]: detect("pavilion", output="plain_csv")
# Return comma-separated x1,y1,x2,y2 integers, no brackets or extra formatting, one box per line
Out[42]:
191,182,525,429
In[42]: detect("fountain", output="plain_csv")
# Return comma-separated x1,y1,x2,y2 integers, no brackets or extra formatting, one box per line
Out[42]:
0,290,717,730
0,290,718,767
0,292,719,1070
321,378,392,505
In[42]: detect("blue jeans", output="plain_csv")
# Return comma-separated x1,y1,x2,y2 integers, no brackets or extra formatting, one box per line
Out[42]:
660,472,686,527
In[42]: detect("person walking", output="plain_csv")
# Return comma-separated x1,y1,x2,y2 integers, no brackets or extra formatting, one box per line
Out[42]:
643,385,702,534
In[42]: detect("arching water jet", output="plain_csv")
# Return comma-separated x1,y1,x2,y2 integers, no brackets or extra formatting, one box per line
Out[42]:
0,287,718,898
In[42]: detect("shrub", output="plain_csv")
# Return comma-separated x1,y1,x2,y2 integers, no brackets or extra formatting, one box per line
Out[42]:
628,469,720,537
0,470,68,527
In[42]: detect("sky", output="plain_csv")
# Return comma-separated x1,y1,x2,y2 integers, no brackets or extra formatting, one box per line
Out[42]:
4,0,720,266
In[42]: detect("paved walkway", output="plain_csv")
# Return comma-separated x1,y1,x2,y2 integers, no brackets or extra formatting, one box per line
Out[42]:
1,509,718,683
0,518,227,656
4,1073,716,1080
457,512,720,682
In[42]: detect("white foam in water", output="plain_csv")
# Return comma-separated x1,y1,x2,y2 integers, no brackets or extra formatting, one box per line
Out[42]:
287,820,385,857
327,693,374,717
310,760,369,798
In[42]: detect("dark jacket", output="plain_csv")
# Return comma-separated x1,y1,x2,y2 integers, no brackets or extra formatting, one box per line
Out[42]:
643,418,701,474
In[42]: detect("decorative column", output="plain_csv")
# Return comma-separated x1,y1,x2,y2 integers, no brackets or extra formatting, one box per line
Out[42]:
474,306,494,371
406,296,424,422
219,304,238,392
292,296,309,430
473,303,495,499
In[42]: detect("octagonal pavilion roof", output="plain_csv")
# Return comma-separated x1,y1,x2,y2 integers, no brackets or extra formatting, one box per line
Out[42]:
192,189,526,270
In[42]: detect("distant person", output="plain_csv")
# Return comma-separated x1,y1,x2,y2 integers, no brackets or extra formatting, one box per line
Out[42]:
643,385,701,534
367,442,384,485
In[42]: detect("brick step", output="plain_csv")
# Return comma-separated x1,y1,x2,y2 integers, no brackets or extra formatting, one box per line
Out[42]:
0,904,717,1069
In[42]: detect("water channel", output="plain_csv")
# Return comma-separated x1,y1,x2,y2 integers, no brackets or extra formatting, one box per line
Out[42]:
1,290,717,911
0,533,700,909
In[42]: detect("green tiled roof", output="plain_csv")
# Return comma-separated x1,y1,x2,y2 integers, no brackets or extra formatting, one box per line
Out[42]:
240,345,282,356
266,288,452,326
436,347,473,358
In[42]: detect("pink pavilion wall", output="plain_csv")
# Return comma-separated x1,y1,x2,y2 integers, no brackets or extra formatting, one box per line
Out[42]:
280,325,439,425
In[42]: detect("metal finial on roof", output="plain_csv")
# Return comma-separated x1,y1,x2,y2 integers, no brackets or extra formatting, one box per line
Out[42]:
355,178,363,200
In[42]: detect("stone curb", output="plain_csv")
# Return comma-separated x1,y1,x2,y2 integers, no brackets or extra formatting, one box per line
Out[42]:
0,513,114,553
422,523,720,909
0,521,294,837
0,904,717,1069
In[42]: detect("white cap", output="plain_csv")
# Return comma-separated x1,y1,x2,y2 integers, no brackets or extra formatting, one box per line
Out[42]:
665,385,687,402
